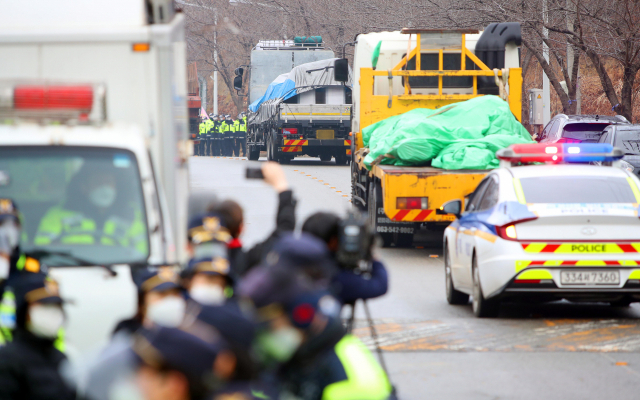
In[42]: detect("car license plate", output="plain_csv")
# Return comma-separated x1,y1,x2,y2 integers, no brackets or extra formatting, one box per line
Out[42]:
560,270,620,286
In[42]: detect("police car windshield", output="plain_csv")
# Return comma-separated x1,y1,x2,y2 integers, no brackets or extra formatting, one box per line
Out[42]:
0,147,148,266
520,176,637,204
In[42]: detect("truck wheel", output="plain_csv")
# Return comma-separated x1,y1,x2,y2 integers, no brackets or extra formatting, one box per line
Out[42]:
247,144,260,161
266,134,274,161
368,180,414,248
335,154,349,165
278,156,291,165
320,154,331,162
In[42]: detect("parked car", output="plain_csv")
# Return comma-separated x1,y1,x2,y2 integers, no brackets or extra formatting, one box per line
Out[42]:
538,114,629,144
597,124,640,176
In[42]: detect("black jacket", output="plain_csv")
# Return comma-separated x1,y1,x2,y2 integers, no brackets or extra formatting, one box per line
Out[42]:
235,190,296,276
0,329,76,400
278,317,347,400
332,260,389,304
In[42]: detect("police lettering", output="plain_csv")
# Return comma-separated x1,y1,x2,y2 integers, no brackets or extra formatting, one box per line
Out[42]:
571,244,605,252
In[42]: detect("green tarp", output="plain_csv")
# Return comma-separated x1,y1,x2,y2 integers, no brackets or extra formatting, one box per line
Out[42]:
362,95,534,169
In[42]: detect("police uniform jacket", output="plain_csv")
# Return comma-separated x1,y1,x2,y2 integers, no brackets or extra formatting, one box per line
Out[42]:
0,329,76,400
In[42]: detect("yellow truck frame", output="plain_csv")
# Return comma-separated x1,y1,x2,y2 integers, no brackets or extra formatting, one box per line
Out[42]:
352,27,522,246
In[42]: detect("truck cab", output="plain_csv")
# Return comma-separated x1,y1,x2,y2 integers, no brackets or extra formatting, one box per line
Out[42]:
0,0,189,357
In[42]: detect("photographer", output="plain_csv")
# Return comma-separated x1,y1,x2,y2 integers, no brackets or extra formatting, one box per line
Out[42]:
218,162,296,277
301,212,388,305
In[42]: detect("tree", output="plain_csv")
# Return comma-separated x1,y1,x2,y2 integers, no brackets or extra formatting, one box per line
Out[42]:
545,0,640,121
442,0,581,116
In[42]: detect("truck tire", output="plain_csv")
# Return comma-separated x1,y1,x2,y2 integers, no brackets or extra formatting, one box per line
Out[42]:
247,143,260,161
320,154,331,162
368,180,414,248
266,133,274,161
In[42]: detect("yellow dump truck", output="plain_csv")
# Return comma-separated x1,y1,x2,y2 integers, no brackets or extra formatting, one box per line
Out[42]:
350,24,523,246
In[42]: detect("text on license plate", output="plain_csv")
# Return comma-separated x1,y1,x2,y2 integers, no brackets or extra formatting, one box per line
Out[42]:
560,270,620,286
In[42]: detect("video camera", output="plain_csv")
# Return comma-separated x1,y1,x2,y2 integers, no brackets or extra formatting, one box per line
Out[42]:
336,211,374,272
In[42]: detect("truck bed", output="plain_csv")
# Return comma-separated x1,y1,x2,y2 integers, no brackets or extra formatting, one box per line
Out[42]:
279,104,350,123
374,164,490,178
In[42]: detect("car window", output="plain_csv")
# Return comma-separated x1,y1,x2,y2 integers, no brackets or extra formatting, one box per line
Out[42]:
478,177,499,211
598,129,611,144
549,120,563,140
540,119,555,141
520,176,636,203
562,123,610,142
613,130,640,154
466,178,491,212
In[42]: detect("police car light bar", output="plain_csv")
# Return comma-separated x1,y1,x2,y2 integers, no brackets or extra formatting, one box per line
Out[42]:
496,143,624,165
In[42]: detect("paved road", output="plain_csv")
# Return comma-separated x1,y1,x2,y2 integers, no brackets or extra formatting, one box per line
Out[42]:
191,155,640,400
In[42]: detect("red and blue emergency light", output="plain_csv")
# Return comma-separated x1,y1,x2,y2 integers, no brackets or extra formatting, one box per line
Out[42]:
497,143,624,164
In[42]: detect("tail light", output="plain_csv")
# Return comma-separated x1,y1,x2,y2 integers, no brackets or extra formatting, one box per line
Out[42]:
283,128,298,135
397,197,428,209
495,217,538,241
556,138,581,144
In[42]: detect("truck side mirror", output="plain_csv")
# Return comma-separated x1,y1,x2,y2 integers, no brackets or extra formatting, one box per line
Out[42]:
436,200,462,219
233,75,243,91
234,67,244,77
334,58,349,82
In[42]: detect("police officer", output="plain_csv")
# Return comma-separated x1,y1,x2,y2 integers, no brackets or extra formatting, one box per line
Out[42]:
205,115,215,157
223,115,234,156
238,235,394,400
230,116,239,157
113,267,186,335
0,199,49,347
33,164,147,255
236,112,247,157
132,326,230,400
211,115,220,157
0,273,76,400
197,117,207,156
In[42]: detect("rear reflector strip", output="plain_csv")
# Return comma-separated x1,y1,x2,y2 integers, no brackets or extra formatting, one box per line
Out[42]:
522,242,640,254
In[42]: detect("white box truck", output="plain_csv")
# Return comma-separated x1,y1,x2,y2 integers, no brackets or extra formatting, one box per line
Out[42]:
0,0,190,357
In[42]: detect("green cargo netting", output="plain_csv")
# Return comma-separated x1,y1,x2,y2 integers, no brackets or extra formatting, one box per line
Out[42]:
362,95,534,169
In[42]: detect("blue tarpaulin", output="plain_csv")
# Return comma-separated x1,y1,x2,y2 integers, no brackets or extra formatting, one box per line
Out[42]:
248,74,296,112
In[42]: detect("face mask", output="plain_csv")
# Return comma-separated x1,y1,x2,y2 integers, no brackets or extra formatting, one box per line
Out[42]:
258,326,303,362
189,284,226,306
0,256,8,280
27,304,64,339
146,296,186,328
90,185,117,208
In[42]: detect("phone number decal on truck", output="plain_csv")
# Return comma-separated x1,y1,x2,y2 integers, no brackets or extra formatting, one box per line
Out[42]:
376,226,414,234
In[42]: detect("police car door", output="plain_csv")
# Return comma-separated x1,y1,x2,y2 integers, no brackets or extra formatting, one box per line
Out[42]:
454,177,492,290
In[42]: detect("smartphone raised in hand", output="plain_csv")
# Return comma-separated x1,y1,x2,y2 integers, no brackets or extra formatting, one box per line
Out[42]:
245,167,264,179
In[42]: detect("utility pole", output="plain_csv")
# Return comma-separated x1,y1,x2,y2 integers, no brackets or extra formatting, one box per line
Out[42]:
542,0,551,124
212,11,218,115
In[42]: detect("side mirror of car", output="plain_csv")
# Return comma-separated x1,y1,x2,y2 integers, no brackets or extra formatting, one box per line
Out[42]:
233,75,243,91
436,199,462,219
334,58,349,82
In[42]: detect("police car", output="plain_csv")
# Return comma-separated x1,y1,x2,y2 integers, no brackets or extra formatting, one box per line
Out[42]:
440,143,640,317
